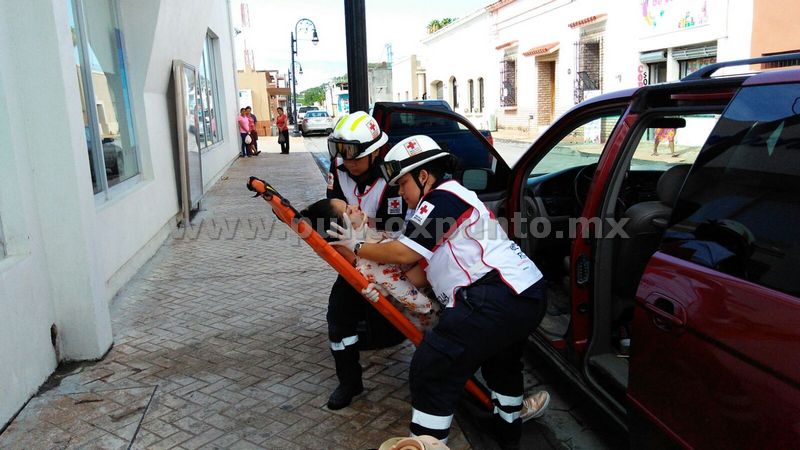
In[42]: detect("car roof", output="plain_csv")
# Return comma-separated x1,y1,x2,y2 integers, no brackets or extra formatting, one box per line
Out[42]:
373,100,453,111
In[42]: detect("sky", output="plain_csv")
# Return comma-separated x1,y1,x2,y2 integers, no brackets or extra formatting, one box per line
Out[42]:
232,0,491,92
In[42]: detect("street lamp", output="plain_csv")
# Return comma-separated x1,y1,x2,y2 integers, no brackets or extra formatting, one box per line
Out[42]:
287,62,304,122
290,18,319,134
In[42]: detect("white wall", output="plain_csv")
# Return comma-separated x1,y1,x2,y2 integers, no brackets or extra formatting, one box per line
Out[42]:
0,0,239,428
392,55,417,101
419,9,497,130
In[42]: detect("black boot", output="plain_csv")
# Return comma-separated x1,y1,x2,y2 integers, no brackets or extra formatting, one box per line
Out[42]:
328,345,363,410
327,382,364,410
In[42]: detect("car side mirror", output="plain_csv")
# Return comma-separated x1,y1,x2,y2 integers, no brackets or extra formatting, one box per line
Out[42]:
461,168,489,191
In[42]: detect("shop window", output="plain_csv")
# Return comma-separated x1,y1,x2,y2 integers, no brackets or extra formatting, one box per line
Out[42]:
648,61,667,84
679,57,716,78
198,32,224,149
69,0,139,196
500,59,517,107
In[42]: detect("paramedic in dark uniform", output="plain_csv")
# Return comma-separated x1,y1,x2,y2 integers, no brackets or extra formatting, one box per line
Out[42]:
329,135,546,449
323,111,408,410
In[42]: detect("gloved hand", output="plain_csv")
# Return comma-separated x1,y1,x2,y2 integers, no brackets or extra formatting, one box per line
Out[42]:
328,213,367,252
361,283,380,303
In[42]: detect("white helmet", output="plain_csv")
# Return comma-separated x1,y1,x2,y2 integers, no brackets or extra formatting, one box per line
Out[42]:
327,111,388,160
381,135,448,185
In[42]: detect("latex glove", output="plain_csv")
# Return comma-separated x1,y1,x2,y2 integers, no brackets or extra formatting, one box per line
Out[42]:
361,283,380,303
328,213,367,252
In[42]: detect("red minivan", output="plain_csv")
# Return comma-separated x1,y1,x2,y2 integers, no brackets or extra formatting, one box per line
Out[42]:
374,53,800,449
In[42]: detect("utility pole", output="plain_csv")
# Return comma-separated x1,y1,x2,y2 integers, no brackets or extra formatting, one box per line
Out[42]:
344,0,368,113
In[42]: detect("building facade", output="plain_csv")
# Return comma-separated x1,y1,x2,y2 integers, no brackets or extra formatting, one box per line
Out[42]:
368,63,394,105
0,0,240,427
395,0,799,135
391,55,422,102
416,7,498,131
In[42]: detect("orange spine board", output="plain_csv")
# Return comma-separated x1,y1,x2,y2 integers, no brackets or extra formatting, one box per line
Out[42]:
247,178,492,410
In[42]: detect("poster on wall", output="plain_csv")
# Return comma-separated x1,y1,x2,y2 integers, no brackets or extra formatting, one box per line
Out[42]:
172,60,203,227
337,94,350,115
640,0,715,36
238,89,253,110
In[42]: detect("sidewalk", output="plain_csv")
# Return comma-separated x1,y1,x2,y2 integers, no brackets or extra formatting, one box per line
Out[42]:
0,136,470,449
491,127,540,144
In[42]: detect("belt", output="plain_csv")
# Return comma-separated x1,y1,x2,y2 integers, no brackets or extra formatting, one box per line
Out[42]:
455,270,500,310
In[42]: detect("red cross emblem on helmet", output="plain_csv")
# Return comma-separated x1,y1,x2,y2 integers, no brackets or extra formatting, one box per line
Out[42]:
368,121,377,131
406,140,417,150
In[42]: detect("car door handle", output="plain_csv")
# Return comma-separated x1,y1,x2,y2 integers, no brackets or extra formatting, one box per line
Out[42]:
642,295,687,329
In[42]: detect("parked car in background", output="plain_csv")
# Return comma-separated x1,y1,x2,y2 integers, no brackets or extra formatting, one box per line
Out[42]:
297,105,319,122
374,53,800,449
300,110,334,136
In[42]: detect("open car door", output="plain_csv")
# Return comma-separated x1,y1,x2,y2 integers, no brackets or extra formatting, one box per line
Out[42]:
627,79,800,449
372,103,510,210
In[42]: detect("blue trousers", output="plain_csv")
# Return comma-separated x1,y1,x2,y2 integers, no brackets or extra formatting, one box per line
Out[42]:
408,277,547,443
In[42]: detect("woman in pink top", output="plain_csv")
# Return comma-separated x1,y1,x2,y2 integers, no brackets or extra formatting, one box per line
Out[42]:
275,107,290,154
237,108,251,157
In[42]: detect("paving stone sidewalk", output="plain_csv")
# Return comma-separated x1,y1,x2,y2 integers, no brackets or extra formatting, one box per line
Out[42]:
1,136,625,450
0,139,468,450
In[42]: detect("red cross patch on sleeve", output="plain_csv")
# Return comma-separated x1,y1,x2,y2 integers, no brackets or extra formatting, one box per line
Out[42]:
410,201,434,225
387,196,402,214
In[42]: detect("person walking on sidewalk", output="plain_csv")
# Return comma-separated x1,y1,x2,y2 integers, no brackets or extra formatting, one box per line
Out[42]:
322,111,409,410
329,135,547,449
237,108,251,157
275,107,290,154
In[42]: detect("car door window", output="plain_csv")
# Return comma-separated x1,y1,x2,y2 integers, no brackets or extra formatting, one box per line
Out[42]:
661,83,800,296
529,114,621,177
629,114,720,170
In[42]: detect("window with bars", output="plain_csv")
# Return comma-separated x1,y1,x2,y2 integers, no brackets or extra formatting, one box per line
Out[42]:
451,77,459,108
0,215,5,258
500,59,517,107
479,77,484,112
468,79,474,111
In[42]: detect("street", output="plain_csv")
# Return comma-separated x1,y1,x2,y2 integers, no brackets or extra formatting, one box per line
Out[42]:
303,135,532,174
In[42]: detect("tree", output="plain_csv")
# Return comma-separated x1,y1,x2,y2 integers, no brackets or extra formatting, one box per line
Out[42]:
427,17,457,34
300,86,325,106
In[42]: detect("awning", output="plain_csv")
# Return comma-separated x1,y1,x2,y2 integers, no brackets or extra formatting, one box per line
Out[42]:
495,40,518,50
672,45,717,61
523,42,559,57
267,86,291,96
640,50,667,63
568,13,607,29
